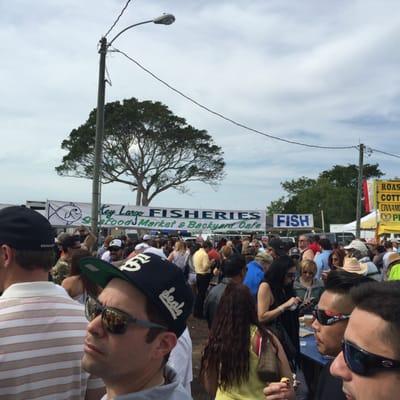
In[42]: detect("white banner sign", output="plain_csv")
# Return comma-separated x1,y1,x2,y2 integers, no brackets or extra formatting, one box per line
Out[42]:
46,200,266,232
273,214,314,229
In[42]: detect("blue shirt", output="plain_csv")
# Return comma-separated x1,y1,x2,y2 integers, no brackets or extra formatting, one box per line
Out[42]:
315,250,332,279
243,260,264,297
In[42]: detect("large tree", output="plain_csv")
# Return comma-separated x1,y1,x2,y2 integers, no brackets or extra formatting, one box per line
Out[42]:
56,98,225,205
267,163,384,228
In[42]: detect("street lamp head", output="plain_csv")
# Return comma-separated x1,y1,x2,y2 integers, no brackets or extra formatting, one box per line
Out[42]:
153,13,175,25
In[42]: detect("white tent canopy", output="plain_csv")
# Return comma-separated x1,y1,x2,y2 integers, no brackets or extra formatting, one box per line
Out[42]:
339,211,378,232
330,211,378,239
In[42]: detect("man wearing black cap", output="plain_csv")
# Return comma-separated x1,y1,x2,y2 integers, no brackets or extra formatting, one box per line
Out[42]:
268,237,287,259
79,252,193,399
0,206,104,399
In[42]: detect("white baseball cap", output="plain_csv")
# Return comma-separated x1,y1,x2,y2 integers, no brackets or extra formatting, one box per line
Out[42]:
109,239,123,249
135,243,150,252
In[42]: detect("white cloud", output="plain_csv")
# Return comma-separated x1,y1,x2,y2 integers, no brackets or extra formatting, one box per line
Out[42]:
1,0,399,213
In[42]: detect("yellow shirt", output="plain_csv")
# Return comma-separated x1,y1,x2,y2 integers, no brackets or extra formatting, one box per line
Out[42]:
215,327,266,400
388,263,400,281
193,248,212,274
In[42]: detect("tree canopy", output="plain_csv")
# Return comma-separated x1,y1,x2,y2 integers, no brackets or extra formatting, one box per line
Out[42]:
56,98,225,205
266,163,384,227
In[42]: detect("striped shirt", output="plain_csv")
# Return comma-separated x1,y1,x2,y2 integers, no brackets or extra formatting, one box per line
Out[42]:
0,282,103,400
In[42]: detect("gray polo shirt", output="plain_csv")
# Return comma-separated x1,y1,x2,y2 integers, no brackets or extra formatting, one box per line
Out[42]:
100,366,192,399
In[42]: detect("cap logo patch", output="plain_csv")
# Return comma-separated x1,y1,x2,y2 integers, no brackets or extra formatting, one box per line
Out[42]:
159,287,184,320
121,253,150,272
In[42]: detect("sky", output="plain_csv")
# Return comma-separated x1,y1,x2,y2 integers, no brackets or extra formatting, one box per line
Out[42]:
1,0,399,213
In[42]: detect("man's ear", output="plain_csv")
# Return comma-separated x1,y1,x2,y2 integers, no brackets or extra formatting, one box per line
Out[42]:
0,245,14,268
151,331,177,360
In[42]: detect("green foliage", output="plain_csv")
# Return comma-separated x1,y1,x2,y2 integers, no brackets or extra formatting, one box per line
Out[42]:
266,163,384,227
56,98,225,205
281,177,316,197
319,164,383,188
266,196,286,215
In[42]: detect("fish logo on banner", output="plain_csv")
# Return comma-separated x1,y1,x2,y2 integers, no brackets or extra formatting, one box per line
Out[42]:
48,202,83,225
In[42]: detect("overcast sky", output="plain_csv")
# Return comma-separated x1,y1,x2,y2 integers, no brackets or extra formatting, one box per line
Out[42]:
1,0,399,212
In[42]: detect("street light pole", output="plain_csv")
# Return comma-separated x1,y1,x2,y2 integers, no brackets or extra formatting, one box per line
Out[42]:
90,14,175,242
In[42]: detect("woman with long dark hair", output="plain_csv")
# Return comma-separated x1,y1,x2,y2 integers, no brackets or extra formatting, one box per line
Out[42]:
257,256,301,369
61,248,100,303
200,283,294,399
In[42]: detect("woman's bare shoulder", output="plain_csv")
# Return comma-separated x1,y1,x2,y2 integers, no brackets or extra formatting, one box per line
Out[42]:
258,281,271,291
62,276,82,295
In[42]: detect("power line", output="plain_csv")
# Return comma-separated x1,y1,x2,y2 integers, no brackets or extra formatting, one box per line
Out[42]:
104,0,132,38
110,47,357,151
367,147,400,160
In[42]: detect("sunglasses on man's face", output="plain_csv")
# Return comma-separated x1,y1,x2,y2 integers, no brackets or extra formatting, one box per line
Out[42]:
342,339,400,376
313,307,350,326
85,296,167,335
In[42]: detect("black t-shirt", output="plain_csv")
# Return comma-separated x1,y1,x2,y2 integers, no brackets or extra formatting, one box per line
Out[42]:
315,360,346,400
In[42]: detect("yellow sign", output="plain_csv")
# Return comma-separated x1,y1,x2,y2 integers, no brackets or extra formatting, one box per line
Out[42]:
380,213,400,223
377,192,400,203
376,180,400,232
379,203,400,213
377,181,400,192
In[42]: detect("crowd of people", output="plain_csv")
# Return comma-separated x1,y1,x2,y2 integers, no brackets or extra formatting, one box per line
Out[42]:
0,205,399,399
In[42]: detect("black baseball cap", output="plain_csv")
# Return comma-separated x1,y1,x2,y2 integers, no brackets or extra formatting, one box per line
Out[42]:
79,253,193,337
0,206,54,251
269,238,287,256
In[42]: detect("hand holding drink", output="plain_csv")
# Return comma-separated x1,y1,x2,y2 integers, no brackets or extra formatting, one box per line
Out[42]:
263,377,294,399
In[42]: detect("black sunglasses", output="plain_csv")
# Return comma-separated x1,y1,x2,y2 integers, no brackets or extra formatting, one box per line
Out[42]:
342,339,400,376
85,296,167,334
313,307,350,326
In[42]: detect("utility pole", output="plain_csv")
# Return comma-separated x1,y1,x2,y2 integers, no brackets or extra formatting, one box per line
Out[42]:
321,209,325,232
91,37,107,241
90,15,175,244
355,143,364,238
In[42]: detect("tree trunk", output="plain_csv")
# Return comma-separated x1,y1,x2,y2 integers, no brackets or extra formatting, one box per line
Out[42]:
141,191,150,207
136,189,149,239
136,189,142,206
